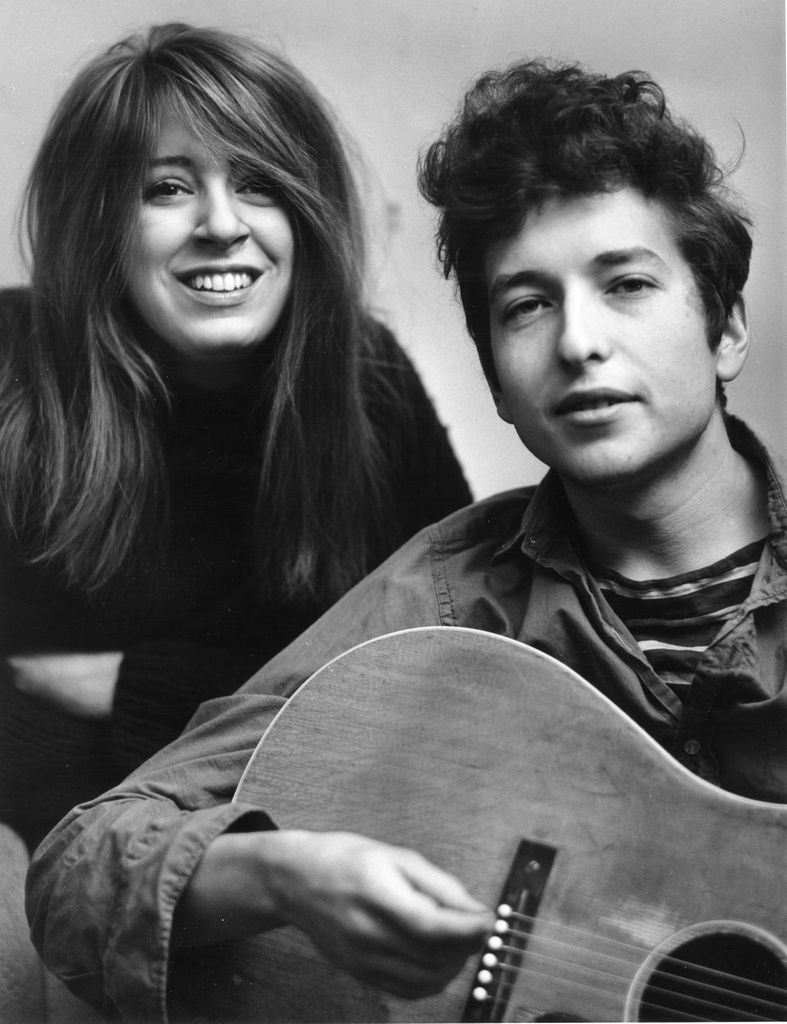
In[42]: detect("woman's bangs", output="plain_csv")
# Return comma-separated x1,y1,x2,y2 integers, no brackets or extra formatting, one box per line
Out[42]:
156,78,298,198
146,57,338,261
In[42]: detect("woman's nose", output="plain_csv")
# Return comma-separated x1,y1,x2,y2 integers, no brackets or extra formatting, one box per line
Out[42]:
194,185,249,247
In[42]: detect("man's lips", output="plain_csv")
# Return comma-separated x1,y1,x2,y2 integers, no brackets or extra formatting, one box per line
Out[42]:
554,389,638,415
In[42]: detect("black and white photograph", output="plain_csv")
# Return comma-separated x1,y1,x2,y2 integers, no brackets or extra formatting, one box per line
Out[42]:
0,2,785,1021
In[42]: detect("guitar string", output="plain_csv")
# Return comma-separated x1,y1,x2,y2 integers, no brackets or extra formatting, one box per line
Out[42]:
493,911,786,1004
490,972,737,1024
487,945,783,1022
479,926,786,1019
496,925,786,1004
491,970,764,1024
487,945,785,1021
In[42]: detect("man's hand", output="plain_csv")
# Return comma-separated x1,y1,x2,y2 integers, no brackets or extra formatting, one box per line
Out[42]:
6,651,122,719
175,829,493,999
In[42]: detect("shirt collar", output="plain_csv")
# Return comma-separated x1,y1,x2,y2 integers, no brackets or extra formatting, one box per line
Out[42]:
493,469,580,568
725,415,787,570
492,415,787,572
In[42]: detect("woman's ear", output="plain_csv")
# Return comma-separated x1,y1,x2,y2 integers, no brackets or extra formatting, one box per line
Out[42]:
715,296,749,384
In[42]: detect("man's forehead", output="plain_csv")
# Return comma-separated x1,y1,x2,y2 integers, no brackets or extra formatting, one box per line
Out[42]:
485,188,679,284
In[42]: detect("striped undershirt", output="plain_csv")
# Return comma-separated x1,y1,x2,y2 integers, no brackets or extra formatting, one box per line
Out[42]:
591,538,766,703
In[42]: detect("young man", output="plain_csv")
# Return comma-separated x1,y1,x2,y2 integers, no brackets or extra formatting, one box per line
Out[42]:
27,62,786,1022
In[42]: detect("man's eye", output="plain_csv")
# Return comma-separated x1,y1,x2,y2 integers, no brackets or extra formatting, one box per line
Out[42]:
610,277,653,295
502,297,549,323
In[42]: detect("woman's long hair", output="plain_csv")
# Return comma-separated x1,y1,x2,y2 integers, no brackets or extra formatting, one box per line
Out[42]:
0,23,396,606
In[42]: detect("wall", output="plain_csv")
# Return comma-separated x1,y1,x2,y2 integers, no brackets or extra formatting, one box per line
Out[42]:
1,0,784,496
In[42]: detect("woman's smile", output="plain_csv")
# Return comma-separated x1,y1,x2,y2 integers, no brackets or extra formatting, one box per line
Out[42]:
180,268,259,293
173,265,267,306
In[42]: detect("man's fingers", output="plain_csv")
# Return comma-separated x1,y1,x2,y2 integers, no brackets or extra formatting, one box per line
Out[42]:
399,847,489,913
371,848,493,949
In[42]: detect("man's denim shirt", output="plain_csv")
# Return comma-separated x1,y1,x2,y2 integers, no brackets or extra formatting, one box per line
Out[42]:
27,416,787,1022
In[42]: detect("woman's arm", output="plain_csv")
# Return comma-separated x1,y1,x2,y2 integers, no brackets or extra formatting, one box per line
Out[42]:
6,652,122,719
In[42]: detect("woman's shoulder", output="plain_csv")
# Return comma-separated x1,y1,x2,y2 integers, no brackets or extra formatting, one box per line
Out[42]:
0,287,33,337
0,287,32,312
361,317,430,398
363,316,409,362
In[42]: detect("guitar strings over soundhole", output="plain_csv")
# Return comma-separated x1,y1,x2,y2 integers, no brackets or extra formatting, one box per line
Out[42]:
634,928,787,1022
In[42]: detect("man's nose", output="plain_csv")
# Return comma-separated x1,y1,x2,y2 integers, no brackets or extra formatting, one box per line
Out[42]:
555,290,611,364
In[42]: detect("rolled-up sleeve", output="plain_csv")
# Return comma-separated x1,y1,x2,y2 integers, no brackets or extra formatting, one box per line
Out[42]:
26,692,284,1022
26,527,448,1021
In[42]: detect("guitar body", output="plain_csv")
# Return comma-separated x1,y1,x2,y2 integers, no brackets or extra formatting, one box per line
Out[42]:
176,627,787,1022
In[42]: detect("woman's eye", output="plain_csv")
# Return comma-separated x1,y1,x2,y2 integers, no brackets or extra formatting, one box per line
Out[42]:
236,179,277,203
143,179,190,202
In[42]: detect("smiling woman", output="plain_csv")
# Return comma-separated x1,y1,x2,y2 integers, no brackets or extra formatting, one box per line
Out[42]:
127,117,296,386
0,23,471,850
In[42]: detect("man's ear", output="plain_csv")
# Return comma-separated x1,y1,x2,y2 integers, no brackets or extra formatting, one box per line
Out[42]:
715,296,749,384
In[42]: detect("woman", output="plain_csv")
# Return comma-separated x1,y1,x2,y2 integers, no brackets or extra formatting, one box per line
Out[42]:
0,22,471,849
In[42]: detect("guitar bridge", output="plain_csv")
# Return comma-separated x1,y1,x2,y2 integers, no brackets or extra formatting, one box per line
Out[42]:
462,840,557,1023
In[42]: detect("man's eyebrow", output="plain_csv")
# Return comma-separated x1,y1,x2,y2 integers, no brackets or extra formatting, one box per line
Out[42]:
488,270,547,303
489,246,670,301
593,247,668,270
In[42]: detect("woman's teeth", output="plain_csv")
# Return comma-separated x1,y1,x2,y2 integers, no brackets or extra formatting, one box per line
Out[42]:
187,272,254,292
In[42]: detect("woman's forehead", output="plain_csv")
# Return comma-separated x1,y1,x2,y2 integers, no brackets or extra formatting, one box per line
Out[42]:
146,107,242,169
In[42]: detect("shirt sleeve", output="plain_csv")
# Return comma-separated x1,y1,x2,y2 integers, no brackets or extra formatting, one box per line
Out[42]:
27,690,279,1022
26,528,447,1022
111,636,271,773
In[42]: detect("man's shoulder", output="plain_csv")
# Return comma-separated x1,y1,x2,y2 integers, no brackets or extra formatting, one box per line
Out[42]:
369,486,537,582
427,486,538,551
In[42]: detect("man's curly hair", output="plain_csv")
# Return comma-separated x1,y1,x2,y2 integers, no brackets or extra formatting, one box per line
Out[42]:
419,60,753,386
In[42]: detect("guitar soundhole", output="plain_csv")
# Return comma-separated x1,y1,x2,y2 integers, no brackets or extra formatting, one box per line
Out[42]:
638,932,787,1022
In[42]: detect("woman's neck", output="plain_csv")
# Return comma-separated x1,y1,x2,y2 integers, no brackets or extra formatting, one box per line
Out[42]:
165,353,257,393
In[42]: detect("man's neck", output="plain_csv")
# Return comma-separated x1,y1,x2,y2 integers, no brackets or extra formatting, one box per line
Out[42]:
562,422,768,580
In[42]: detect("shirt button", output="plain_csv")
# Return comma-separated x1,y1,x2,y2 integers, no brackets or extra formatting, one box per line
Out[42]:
684,739,701,755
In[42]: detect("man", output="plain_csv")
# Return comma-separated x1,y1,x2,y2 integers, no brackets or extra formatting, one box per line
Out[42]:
27,61,786,1022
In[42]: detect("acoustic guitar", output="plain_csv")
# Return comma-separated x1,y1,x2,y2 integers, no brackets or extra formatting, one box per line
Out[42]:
174,627,787,1022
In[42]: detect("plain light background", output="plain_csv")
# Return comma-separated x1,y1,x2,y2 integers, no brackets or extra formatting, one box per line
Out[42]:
1,0,784,498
